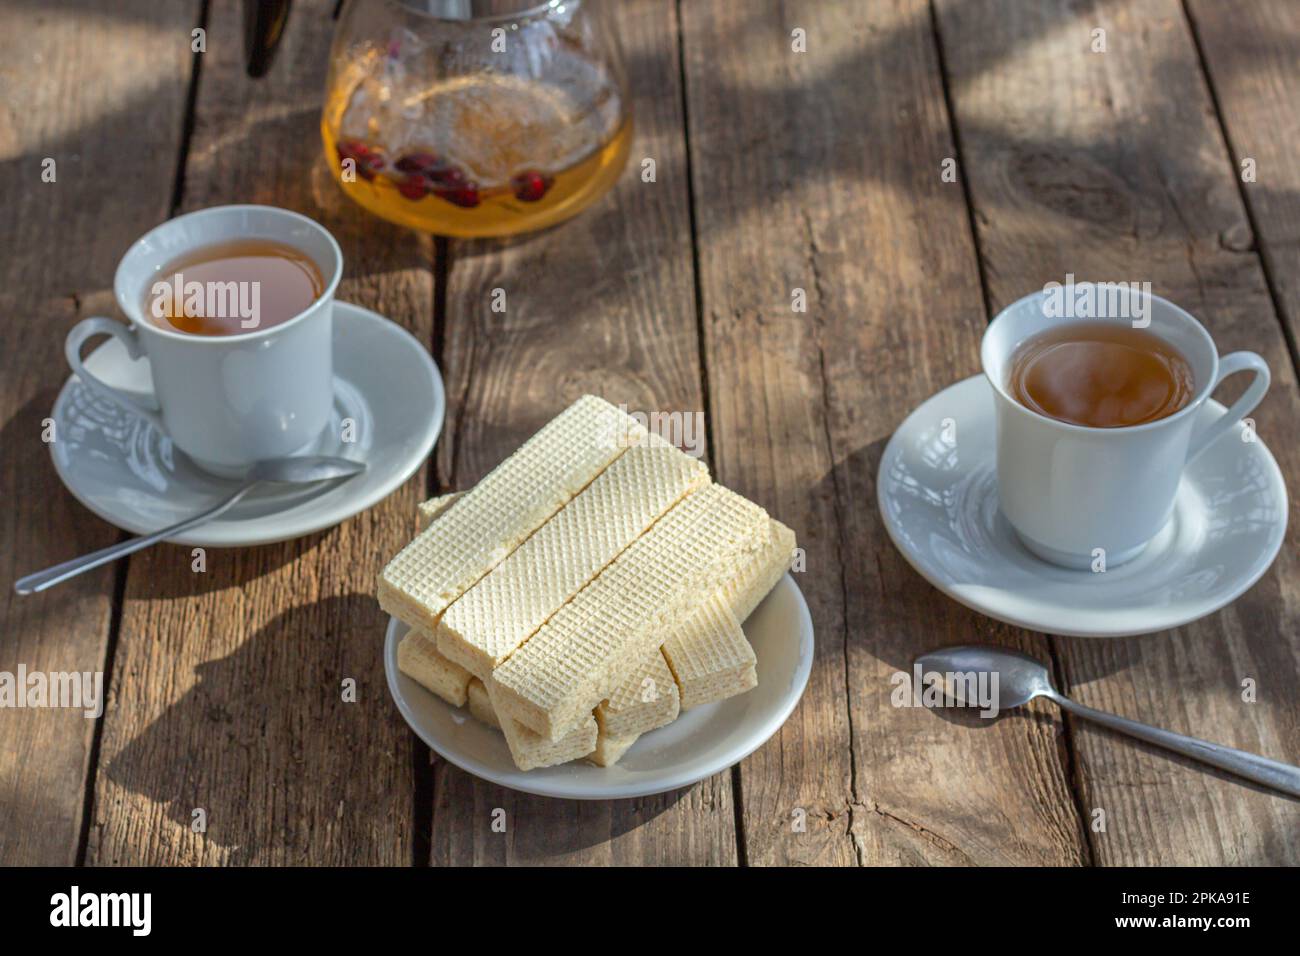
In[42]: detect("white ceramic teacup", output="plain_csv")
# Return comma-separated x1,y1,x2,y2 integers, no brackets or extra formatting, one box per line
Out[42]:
982,285,1269,570
65,205,343,477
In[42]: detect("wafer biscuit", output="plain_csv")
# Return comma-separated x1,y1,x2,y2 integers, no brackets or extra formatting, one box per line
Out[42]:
595,649,680,737
435,437,709,678
723,518,796,623
659,518,792,710
468,664,669,768
662,596,755,710
410,492,784,715
471,676,614,769
378,395,644,631
466,678,500,729
491,484,771,740
589,729,641,767
396,631,473,706
484,681,597,770
417,493,460,531
413,494,792,626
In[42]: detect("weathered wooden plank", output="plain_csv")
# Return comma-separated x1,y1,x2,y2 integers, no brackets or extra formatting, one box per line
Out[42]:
85,0,432,865
934,0,1300,864
0,0,198,866
681,0,1086,865
427,0,733,866
1187,0,1300,367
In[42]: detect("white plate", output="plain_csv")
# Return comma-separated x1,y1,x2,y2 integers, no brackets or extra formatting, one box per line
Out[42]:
49,301,444,547
384,574,815,799
878,375,1288,637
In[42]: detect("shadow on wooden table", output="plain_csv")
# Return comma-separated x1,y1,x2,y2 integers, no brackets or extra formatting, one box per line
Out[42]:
428,762,699,864
4,387,89,522
98,589,411,865
9,0,1300,326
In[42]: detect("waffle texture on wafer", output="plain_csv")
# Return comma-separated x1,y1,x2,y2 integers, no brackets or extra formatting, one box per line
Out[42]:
484,681,597,770
435,437,709,678
381,400,796,772
465,655,677,767
595,649,680,737
653,516,795,711
416,493,461,531
661,596,755,710
396,631,473,707
378,395,645,631
439,598,687,771
722,518,797,623
490,484,771,741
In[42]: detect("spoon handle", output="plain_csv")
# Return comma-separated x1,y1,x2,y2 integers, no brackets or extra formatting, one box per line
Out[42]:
1050,691,1300,798
13,483,257,595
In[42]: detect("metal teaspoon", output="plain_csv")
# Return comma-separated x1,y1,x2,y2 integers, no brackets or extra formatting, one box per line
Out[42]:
914,644,1300,798
15,455,366,595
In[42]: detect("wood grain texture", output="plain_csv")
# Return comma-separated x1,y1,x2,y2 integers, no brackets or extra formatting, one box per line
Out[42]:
680,0,1086,865
84,0,433,865
0,0,198,865
426,0,733,865
12,0,1299,868
1186,0,1300,367
934,0,1300,864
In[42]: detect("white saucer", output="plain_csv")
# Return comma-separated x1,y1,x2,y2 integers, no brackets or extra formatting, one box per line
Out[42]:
384,574,815,800
878,375,1288,638
50,302,444,547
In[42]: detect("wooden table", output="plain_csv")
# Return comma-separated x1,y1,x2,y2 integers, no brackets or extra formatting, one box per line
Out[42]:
3,0,1297,867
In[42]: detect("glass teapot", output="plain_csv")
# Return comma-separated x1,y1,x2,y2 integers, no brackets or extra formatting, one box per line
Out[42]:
244,0,632,238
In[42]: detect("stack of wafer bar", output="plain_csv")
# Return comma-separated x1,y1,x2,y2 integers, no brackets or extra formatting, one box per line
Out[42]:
379,396,796,771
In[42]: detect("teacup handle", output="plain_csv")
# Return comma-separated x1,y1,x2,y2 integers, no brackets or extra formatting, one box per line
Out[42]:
1186,351,1269,464
65,317,166,431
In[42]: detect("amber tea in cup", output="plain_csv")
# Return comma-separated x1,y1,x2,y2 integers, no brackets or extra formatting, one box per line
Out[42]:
145,239,325,336
1008,321,1195,428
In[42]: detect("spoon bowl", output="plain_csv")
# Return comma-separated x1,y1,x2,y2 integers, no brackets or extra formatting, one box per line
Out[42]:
914,645,1055,710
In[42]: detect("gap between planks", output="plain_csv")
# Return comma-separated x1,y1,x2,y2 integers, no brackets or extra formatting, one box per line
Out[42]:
669,0,747,868
73,0,213,866
411,236,452,867
1179,0,1300,383
923,2,1097,865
